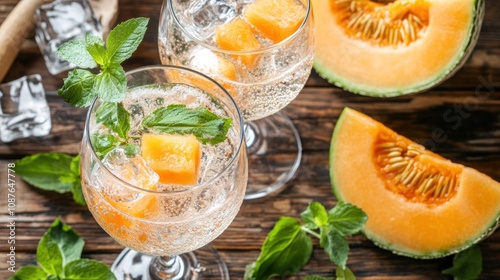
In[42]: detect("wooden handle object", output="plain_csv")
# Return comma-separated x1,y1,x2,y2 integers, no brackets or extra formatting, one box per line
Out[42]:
0,0,46,82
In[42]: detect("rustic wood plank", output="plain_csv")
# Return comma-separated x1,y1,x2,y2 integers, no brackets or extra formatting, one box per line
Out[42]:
1,0,499,279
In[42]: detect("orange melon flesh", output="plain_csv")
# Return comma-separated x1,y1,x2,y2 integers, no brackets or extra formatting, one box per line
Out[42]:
99,164,158,243
243,0,306,43
141,133,201,185
100,192,156,243
313,0,480,96
214,18,261,67
189,48,239,96
329,108,500,258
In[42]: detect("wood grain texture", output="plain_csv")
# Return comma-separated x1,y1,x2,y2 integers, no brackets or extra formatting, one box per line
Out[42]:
0,0,499,279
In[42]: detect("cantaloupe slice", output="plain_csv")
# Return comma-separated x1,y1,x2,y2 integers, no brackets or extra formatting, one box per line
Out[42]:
313,0,484,96
329,107,500,258
214,18,261,67
141,133,201,185
243,0,306,43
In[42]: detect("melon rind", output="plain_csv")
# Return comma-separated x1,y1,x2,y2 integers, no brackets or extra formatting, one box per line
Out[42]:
329,107,500,258
313,0,485,97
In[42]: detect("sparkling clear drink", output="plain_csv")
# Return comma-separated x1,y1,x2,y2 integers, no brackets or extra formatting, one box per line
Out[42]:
80,75,247,257
158,0,314,121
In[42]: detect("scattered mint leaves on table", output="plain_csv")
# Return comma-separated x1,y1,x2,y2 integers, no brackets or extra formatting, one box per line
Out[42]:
9,218,115,280
442,245,482,280
244,201,367,280
15,153,85,206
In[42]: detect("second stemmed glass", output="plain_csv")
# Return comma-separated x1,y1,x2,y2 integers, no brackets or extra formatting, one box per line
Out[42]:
158,0,314,199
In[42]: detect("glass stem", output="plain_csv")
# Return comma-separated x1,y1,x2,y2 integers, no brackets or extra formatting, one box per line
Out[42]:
244,121,265,155
149,255,183,280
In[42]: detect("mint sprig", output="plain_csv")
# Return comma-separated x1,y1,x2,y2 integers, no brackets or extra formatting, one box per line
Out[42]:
244,201,367,280
142,104,232,145
57,17,149,107
442,245,482,279
15,153,85,206
9,218,115,280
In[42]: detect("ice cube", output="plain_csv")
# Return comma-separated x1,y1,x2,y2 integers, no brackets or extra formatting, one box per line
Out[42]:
183,0,240,40
102,146,160,191
0,75,51,143
34,0,102,75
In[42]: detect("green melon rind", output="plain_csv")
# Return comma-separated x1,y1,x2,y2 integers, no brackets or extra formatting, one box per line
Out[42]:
314,0,484,98
328,107,500,259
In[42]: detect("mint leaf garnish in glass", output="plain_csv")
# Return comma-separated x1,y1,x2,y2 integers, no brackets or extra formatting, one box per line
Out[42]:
57,17,149,106
142,104,232,145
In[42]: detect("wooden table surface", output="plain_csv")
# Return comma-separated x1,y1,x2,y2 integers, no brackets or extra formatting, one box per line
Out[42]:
1,0,499,279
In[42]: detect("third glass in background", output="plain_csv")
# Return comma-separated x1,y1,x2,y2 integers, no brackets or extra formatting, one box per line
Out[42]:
158,0,314,199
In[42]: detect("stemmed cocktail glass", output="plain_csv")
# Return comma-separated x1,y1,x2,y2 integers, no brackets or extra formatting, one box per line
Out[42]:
158,0,314,199
80,65,247,279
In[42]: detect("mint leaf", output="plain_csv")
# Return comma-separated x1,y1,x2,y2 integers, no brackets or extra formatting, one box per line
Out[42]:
91,132,123,158
72,181,86,206
64,259,116,280
142,104,232,145
58,69,96,108
15,153,75,193
46,218,85,266
9,266,48,280
106,17,149,64
57,39,96,69
16,153,84,205
442,245,482,280
301,202,328,229
95,101,131,140
60,155,85,206
320,228,349,269
37,230,64,276
336,266,356,280
57,17,149,109
245,217,312,280
85,33,106,66
14,218,114,280
328,202,367,236
93,65,127,102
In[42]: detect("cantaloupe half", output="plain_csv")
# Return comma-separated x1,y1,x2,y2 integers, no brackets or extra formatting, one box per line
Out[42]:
329,107,500,258
313,0,485,97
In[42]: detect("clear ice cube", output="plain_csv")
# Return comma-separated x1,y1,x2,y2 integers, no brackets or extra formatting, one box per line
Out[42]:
183,0,240,40
0,75,51,143
34,0,102,75
102,146,160,193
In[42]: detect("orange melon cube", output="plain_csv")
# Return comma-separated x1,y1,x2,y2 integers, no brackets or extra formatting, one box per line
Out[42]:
189,48,239,96
243,0,306,43
216,54,238,81
99,195,156,243
141,133,201,185
215,54,239,96
214,18,261,67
